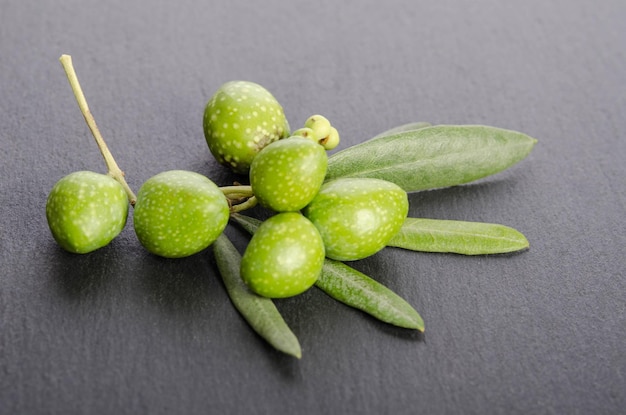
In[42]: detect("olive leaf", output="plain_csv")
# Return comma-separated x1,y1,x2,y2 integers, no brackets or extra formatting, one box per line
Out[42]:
388,217,529,255
230,213,262,235
316,259,424,331
213,233,302,358
371,121,432,139
326,124,537,192
230,214,424,331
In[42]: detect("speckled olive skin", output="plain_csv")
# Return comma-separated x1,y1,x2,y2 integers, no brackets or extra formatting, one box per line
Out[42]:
46,171,129,254
133,170,229,258
203,81,290,174
303,178,409,261
250,137,327,212
240,213,325,298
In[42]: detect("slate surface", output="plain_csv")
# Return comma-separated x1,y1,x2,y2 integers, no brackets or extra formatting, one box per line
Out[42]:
1,0,625,414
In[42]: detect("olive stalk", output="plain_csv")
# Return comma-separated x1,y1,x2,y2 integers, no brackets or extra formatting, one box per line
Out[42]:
229,196,257,213
219,185,257,213
59,54,137,205
220,185,253,199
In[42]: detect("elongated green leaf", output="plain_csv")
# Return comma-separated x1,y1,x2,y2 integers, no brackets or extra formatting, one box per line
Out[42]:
230,213,262,235
213,233,302,358
317,259,424,331
230,214,424,331
371,121,432,139
326,125,537,192
388,217,529,255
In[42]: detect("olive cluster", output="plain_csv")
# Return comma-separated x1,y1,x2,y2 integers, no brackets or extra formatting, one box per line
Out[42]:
201,81,409,298
47,67,408,303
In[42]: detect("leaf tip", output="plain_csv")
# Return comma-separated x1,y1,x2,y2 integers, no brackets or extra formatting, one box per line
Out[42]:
283,344,302,359
404,311,425,332
415,320,425,333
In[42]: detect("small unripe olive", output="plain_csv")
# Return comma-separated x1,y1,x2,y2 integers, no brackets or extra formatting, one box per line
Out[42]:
46,171,129,253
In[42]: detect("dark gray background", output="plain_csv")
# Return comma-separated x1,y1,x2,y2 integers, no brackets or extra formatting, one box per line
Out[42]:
2,0,625,414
